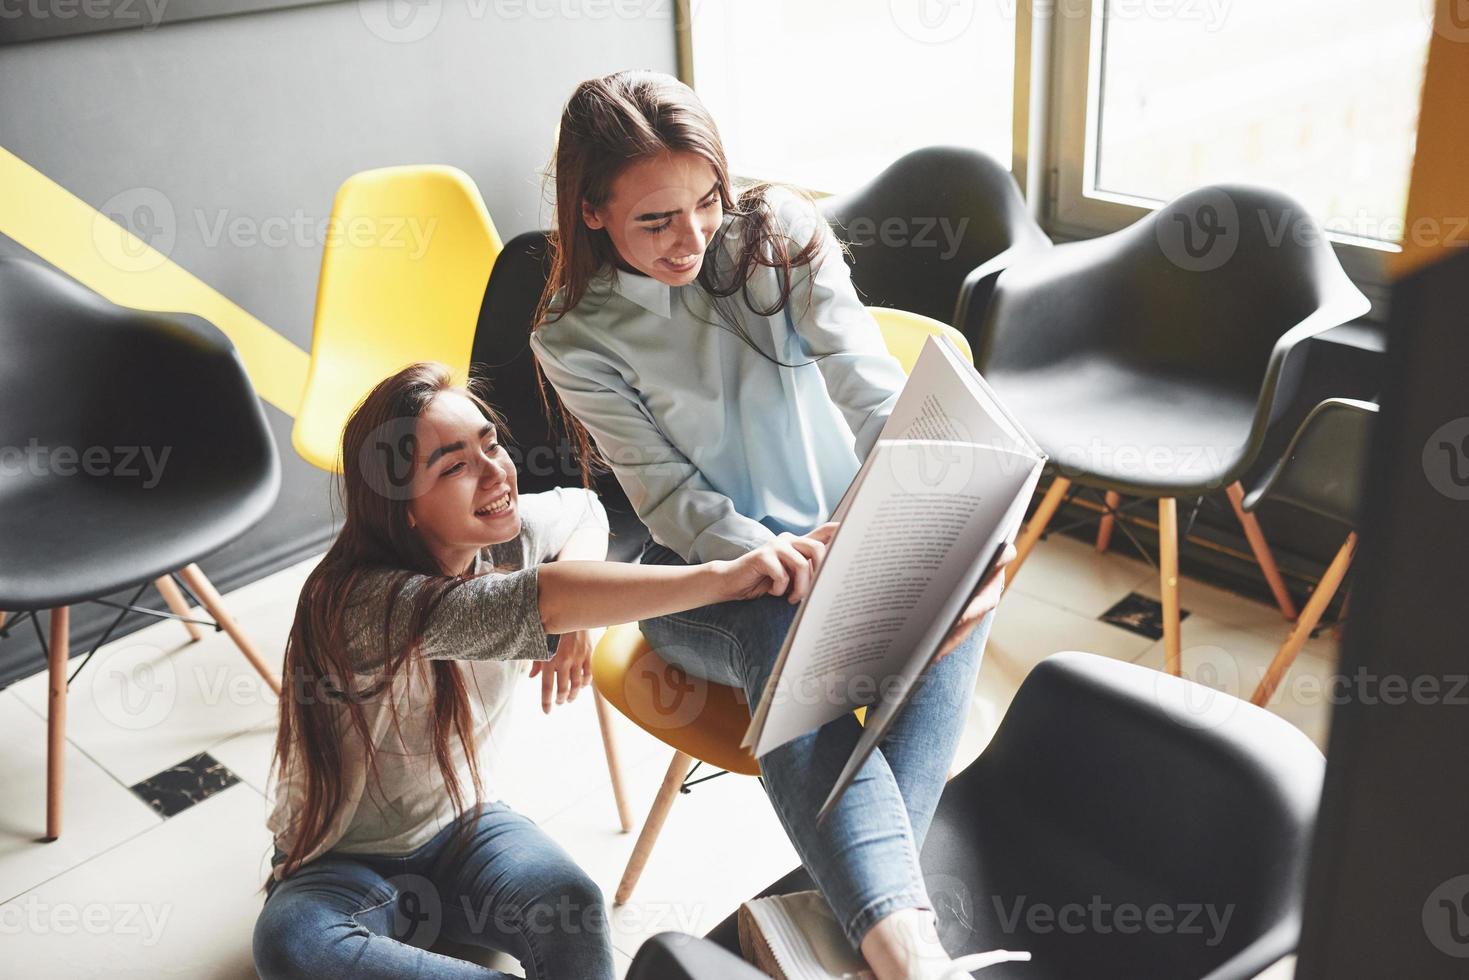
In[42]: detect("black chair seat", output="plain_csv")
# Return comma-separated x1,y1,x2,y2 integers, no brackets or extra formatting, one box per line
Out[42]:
700,653,1323,980
0,258,280,611
991,361,1259,495
0,474,274,609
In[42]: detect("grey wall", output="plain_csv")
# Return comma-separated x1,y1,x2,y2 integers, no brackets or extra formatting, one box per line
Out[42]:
0,0,676,684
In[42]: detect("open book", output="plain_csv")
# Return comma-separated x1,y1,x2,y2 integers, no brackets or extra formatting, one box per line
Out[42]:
741,335,1046,823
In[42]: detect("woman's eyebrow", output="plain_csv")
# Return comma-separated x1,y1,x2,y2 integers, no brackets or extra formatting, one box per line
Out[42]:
633,180,720,222
425,426,493,468
425,441,464,468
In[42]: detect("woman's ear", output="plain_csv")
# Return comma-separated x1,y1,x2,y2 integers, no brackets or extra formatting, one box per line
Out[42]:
581,200,605,230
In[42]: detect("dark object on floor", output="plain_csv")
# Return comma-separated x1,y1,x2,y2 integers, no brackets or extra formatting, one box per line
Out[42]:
130,752,241,819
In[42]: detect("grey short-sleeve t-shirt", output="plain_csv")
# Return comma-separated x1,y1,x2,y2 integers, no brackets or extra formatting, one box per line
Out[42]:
266,488,607,871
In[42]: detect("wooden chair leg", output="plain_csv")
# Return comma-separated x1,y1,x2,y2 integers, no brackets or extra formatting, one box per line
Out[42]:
1095,491,1122,552
1010,477,1072,581
1252,533,1357,707
154,575,203,643
616,750,695,905
593,689,635,833
46,606,69,842
0,610,8,631
176,564,282,696
1158,499,1183,677
1226,482,1299,622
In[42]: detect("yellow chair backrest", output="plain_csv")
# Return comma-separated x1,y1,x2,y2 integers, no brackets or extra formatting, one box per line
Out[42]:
292,165,503,471
868,305,973,373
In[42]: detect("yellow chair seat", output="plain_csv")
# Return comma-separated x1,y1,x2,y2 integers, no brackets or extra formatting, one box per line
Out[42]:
866,306,972,372
592,623,761,776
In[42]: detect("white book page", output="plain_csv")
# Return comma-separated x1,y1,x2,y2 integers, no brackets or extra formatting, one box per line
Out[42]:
816,451,1045,822
746,440,1039,757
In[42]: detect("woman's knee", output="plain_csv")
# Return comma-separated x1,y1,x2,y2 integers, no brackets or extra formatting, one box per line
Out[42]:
521,866,608,940
253,899,339,980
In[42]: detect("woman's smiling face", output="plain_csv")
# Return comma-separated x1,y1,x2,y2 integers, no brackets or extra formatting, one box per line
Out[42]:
582,150,723,286
406,391,520,573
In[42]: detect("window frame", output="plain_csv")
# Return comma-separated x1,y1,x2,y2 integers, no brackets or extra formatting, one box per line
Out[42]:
678,0,1415,321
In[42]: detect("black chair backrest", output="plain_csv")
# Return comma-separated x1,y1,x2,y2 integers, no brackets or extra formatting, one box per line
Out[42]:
470,232,644,554
819,146,1048,332
963,652,1324,976
978,185,1368,396
1248,397,1377,527
0,258,276,503
469,232,570,496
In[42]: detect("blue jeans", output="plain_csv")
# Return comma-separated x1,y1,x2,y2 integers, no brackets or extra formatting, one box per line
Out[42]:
253,802,614,980
638,542,991,950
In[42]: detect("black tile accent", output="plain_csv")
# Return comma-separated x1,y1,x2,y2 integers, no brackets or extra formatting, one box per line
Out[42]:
1100,592,1191,640
130,752,240,818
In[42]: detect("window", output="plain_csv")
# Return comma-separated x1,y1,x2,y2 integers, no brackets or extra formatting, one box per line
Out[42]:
1094,0,1430,244
1054,0,1433,269
687,0,1016,194
688,0,1435,306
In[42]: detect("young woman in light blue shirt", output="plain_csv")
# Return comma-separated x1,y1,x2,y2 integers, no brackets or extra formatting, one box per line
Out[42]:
531,71,1011,980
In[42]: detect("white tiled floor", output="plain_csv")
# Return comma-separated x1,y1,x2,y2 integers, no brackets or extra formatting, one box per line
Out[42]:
0,536,1329,978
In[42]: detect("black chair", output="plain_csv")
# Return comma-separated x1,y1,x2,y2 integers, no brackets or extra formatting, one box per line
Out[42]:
469,230,651,564
818,145,1050,335
469,230,655,835
634,651,1323,979
628,932,768,980
1243,398,1376,706
0,257,281,840
981,185,1371,675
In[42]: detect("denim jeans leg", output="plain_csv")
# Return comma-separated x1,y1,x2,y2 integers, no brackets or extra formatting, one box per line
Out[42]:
253,853,509,979
637,546,933,950
873,611,991,849
430,803,615,980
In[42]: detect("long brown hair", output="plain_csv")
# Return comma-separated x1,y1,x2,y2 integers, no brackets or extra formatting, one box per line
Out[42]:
271,362,506,881
533,69,828,484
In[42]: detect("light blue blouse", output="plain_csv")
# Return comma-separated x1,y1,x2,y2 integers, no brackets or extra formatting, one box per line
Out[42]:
530,188,909,564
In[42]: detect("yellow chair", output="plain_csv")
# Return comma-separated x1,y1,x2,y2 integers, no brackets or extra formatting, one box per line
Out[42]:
594,307,975,904
865,305,972,371
292,166,503,471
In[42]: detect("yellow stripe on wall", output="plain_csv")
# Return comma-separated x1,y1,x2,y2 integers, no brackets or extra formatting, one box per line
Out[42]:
0,145,309,415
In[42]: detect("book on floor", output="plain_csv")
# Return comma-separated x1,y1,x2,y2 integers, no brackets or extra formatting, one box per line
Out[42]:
740,334,1047,823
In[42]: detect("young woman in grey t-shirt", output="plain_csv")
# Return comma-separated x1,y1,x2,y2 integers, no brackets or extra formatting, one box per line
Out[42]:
252,361,829,980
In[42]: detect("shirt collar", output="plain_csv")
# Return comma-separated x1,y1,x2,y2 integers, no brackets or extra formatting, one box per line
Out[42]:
598,264,672,319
